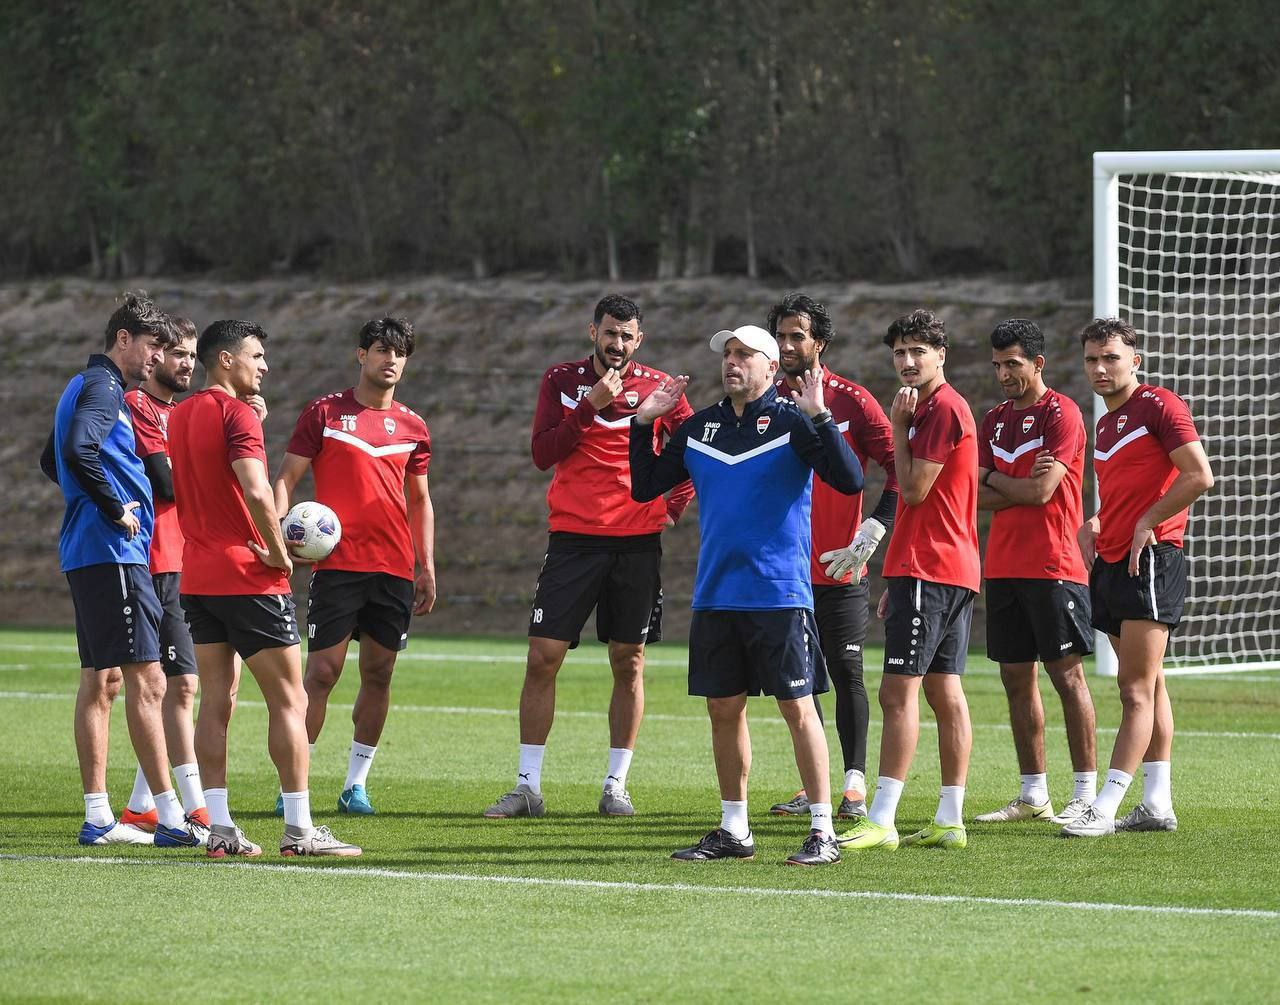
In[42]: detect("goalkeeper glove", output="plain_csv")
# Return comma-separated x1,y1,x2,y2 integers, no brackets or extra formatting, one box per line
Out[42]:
819,517,886,585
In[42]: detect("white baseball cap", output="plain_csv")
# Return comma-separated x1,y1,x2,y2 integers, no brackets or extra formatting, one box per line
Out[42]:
709,324,779,362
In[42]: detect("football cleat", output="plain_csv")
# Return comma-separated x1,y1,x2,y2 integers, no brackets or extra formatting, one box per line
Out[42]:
78,820,153,846
273,792,284,818
119,807,159,833
785,829,841,866
1048,798,1092,825
974,797,1053,823
901,822,968,849
671,828,755,861
835,816,898,850
154,820,203,848
769,791,810,816
1115,803,1178,833
1060,805,1115,838
338,784,375,815
188,806,211,828
483,784,546,819
837,793,868,819
280,824,362,857
207,824,263,859
598,784,635,817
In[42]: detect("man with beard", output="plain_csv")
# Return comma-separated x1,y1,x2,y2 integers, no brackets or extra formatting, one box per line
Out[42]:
273,317,435,816
766,293,898,821
485,294,693,819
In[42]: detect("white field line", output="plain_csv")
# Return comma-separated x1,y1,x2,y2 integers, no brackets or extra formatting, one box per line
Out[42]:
0,689,1277,741
1,853,1275,921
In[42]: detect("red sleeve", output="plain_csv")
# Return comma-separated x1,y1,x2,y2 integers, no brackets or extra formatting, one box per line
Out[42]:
407,425,431,475
660,394,696,522
126,393,167,458
225,399,267,463
976,409,996,470
531,369,597,470
1041,400,1082,459
911,396,965,464
853,392,899,491
286,400,326,459
1154,390,1200,454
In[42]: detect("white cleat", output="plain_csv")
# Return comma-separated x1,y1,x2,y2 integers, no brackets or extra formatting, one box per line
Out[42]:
1116,803,1178,832
1060,805,1115,838
78,820,153,846
974,797,1053,823
1049,798,1093,825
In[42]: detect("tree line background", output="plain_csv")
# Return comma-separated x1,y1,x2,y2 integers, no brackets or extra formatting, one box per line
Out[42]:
3,0,1277,283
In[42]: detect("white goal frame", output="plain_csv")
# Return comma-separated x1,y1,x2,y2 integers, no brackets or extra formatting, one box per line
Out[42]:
1092,149,1280,676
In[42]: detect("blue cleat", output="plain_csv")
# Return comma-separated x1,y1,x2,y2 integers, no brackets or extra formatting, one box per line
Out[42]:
274,792,284,818
78,820,152,846
154,821,203,848
338,784,375,815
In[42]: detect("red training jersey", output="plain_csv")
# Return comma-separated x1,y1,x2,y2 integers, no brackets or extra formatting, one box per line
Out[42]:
775,367,898,586
882,382,981,593
286,389,430,580
979,388,1088,583
532,356,694,536
169,388,290,596
1093,384,1201,563
125,388,183,575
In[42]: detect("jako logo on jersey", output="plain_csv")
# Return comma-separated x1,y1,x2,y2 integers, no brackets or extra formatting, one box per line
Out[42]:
1022,416,1034,433
757,415,771,434
625,391,639,407
384,417,396,435
702,422,720,443
576,385,592,400
1117,416,1128,433
340,414,358,432
887,657,905,665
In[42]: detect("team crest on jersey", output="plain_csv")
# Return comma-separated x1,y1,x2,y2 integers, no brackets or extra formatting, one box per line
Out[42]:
384,417,396,435
625,391,639,407
757,415,771,435
1117,416,1128,433
1022,416,1034,433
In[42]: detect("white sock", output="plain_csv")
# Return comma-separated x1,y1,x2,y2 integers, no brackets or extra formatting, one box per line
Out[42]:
345,741,377,790
1092,769,1133,819
127,765,156,814
869,776,905,829
154,789,184,829
935,785,965,827
720,799,751,841
1073,770,1098,802
1142,760,1173,815
1020,773,1049,806
282,745,318,798
604,747,633,790
282,791,313,831
174,763,206,813
843,768,867,797
84,792,113,827
517,743,545,793
204,787,233,829
809,802,834,838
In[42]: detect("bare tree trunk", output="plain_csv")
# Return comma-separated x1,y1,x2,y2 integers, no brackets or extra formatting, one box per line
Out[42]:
602,166,620,281
682,182,716,277
745,203,758,280
656,210,680,279
471,252,489,279
86,212,102,279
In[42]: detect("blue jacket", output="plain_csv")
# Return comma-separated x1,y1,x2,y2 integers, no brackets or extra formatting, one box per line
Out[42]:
41,354,154,572
630,386,863,610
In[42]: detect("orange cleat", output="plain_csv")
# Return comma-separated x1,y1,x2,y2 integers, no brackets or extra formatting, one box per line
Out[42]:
120,807,159,832
187,806,210,827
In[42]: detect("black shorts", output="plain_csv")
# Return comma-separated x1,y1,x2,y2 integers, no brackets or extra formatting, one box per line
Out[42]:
985,578,1094,665
307,569,414,652
1089,543,1187,637
527,533,662,649
180,593,300,660
152,572,197,677
688,609,829,700
813,580,871,670
66,563,162,671
883,578,975,677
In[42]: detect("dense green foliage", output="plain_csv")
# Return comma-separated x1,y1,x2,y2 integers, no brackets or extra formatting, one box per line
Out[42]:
2,1,1277,280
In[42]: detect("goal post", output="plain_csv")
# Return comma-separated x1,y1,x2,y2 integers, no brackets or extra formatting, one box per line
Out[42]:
1092,149,1280,676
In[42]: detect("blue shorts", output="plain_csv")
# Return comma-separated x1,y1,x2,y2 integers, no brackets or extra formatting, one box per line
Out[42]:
66,563,162,671
688,609,828,699
153,572,197,677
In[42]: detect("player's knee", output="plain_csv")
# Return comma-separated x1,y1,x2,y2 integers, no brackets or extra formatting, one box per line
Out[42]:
1046,663,1088,697
1116,681,1152,712
305,657,344,694
165,674,199,708
360,660,396,692
609,649,644,685
525,646,564,682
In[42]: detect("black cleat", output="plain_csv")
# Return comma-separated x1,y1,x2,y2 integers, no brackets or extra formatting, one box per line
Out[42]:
785,829,841,866
672,828,755,861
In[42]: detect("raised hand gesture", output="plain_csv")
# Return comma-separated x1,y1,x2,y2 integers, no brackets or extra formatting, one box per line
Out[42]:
789,368,826,418
636,375,689,424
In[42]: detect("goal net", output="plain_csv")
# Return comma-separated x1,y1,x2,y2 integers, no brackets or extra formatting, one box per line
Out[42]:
1093,150,1280,675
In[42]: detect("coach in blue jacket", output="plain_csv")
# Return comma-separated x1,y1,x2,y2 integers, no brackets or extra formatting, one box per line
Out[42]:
630,324,863,866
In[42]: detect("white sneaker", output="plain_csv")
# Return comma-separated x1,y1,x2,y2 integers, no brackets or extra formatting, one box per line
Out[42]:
1116,803,1178,832
78,820,153,846
280,824,362,857
1049,798,1092,825
1060,805,1114,837
974,797,1053,823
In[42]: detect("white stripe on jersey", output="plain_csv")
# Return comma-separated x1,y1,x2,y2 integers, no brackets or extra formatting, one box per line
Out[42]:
1093,425,1150,463
686,434,792,466
990,436,1045,464
321,427,418,458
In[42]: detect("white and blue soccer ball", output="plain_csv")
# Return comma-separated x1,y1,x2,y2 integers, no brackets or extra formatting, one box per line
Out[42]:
282,502,342,562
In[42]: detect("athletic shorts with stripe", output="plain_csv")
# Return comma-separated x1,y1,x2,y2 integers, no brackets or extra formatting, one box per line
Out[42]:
67,562,162,671
180,593,300,660
985,578,1094,664
883,577,975,676
688,608,829,700
152,571,197,677
1089,543,1186,637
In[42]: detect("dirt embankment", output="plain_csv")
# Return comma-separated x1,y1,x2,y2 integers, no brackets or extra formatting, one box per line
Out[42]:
1,274,1092,644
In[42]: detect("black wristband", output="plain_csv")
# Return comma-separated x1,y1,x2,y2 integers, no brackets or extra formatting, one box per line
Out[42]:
982,469,994,487
811,409,833,426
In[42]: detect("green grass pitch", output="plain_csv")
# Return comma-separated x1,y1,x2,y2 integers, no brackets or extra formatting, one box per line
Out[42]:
1,626,1278,1002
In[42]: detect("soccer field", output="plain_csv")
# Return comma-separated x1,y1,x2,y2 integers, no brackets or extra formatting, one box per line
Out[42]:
1,627,1277,1003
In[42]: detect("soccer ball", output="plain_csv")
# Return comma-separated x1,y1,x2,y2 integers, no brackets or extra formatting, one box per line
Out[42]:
282,502,342,562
